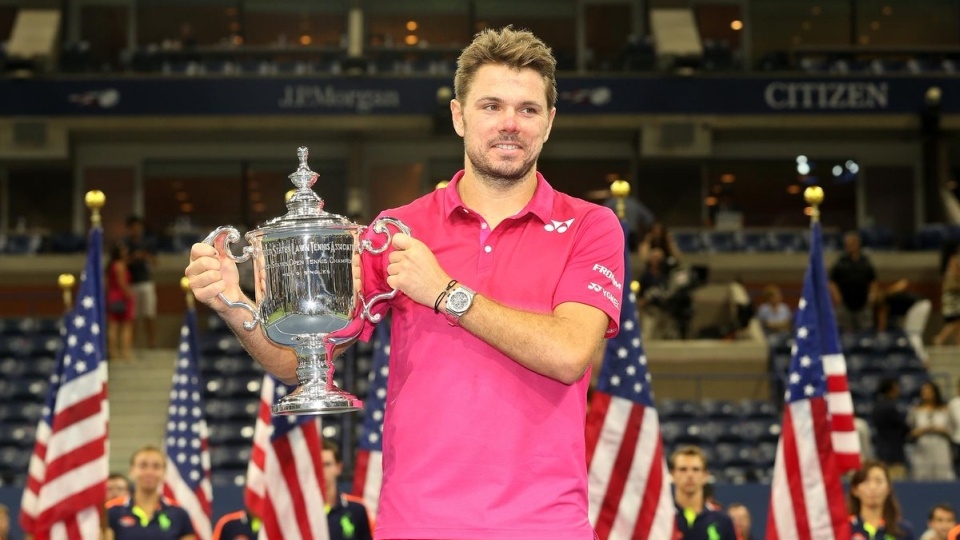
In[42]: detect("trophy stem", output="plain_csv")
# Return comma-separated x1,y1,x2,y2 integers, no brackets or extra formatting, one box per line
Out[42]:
272,336,363,415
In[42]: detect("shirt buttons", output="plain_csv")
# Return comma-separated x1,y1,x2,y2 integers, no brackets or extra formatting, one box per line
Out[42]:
484,246,492,253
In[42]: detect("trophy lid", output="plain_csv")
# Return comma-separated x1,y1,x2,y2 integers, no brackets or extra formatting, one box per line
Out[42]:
261,146,353,231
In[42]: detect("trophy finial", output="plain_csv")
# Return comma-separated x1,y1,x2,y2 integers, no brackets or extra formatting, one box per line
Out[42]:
289,146,319,191
298,146,309,167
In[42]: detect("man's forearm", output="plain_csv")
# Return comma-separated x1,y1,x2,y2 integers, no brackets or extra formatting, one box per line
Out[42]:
216,293,299,383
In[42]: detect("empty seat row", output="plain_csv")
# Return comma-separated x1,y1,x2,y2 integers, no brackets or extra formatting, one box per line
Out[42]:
661,418,782,446
658,398,779,421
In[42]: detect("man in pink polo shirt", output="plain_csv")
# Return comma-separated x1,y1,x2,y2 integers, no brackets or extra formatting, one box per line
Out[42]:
186,26,624,539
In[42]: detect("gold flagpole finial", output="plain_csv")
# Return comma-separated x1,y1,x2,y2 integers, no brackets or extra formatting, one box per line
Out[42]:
610,179,630,220
804,186,824,223
435,180,450,190
58,273,76,311
285,188,297,203
180,276,195,310
85,190,106,227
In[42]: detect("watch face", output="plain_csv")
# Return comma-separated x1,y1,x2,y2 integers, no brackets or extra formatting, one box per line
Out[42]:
448,290,470,312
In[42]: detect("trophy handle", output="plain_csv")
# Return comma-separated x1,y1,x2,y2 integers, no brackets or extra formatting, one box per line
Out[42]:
202,226,260,330
359,216,411,323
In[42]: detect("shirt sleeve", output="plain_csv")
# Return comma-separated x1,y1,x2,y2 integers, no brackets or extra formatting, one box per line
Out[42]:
176,507,196,537
553,206,626,337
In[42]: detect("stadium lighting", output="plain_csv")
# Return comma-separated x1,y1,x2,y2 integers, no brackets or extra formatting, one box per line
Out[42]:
832,165,843,177
797,163,811,175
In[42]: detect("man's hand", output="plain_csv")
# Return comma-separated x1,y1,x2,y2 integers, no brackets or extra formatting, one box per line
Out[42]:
386,233,451,308
184,237,243,313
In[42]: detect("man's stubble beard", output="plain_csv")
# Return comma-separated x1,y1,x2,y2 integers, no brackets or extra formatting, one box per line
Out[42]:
463,123,541,188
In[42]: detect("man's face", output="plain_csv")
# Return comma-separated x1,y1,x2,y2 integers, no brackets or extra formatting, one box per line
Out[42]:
130,450,165,493
0,510,9,538
322,449,342,495
728,506,751,536
928,508,957,539
107,477,130,500
671,454,707,500
451,64,555,186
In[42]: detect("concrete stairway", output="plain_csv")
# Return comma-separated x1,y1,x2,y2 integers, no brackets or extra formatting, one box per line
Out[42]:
106,348,178,475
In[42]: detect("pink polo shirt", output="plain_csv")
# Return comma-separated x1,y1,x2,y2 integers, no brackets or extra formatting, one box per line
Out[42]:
359,171,624,540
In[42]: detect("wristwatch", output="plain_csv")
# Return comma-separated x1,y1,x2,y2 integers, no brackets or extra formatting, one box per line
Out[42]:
444,284,475,326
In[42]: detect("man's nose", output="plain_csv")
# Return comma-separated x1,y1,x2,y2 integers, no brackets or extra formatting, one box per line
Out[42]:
499,110,519,132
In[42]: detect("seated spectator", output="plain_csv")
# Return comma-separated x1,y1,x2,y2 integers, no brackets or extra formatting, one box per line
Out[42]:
638,247,680,339
875,279,931,362
670,446,737,540
322,439,374,540
908,381,956,481
756,285,792,333
640,221,681,267
920,504,957,540
848,460,914,540
106,472,130,501
726,502,754,540
829,231,879,332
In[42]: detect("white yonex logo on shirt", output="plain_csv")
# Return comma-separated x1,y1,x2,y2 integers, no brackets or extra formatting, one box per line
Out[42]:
545,218,574,233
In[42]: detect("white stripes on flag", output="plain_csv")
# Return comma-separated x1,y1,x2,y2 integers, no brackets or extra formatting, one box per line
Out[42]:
165,457,213,537
822,352,860,467
353,450,383,518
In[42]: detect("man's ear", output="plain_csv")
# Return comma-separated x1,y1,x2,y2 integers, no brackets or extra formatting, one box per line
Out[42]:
451,99,465,137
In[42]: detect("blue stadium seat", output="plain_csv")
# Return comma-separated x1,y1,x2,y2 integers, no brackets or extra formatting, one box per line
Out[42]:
672,231,704,253
659,420,686,447
0,424,36,447
737,419,781,443
915,224,948,250
22,356,57,378
768,231,807,252
736,399,778,420
703,231,738,253
205,375,262,398
4,233,43,254
208,421,255,445
700,399,737,420
211,469,246,487
658,399,700,419
48,231,86,253
206,398,258,421
210,444,252,469
898,373,929,400
0,403,43,424
0,447,31,471
200,334,247,357
740,231,772,252
859,225,895,250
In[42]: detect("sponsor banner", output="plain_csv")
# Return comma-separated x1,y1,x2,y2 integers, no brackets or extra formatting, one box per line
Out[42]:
1,75,957,116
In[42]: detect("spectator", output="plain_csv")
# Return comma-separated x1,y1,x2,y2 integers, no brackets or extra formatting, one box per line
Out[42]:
322,439,373,540
871,378,910,480
670,445,737,540
105,446,196,540
949,379,960,474
212,510,259,540
640,221,682,267
726,502,754,540
106,472,130,501
125,215,158,349
920,504,957,540
934,242,960,346
106,242,135,362
829,231,879,332
848,460,914,540
875,279,931,363
908,381,956,481
638,247,678,339
756,284,792,333
0,503,13,540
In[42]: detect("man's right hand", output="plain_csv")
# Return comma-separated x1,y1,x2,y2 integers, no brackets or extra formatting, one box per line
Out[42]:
184,239,242,313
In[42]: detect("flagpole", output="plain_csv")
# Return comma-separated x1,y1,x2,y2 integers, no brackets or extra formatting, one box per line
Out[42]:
181,276,195,310
58,273,76,312
85,190,105,227
805,185,824,224
610,178,630,220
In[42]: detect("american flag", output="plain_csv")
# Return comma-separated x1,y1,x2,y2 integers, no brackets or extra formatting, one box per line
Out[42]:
245,374,329,540
767,220,859,540
585,222,675,540
19,225,109,540
162,306,213,539
351,322,389,519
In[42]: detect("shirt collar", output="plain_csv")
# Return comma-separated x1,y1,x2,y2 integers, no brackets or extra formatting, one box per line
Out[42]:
442,170,555,224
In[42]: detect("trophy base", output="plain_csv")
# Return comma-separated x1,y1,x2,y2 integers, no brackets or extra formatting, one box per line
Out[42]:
272,384,363,416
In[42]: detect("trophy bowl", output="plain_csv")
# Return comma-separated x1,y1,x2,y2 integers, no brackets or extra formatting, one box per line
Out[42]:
204,147,406,415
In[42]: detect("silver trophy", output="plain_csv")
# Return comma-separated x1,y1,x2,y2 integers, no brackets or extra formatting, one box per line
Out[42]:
203,147,408,415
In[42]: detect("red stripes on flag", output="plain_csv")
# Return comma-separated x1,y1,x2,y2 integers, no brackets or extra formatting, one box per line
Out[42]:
823,353,860,472
245,375,330,540
768,398,850,540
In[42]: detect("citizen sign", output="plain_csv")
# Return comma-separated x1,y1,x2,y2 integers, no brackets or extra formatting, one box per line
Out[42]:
764,81,889,110
278,84,401,113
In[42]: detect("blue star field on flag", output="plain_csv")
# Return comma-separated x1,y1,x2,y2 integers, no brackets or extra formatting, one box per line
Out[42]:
358,323,390,453
164,308,209,487
595,229,653,407
785,224,829,404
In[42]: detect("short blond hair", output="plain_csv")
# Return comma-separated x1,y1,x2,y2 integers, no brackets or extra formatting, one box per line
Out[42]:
454,26,557,109
670,445,708,470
